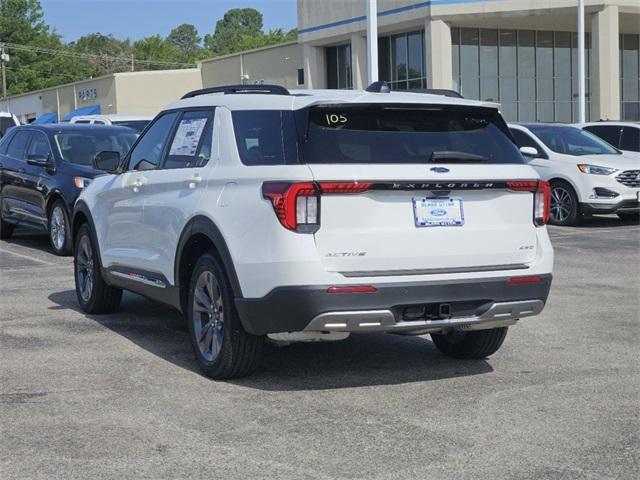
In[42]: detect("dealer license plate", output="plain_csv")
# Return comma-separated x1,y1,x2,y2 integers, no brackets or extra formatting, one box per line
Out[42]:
413,197,465,227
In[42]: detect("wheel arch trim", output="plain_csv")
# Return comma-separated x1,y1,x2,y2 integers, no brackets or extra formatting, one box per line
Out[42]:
174,215,243,299
71,201,103,269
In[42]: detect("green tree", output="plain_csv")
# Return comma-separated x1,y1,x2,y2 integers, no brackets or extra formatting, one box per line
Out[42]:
68,33,133,77
167,23,201,63
203,8,264,56
0,0,72,94
133,35,182,70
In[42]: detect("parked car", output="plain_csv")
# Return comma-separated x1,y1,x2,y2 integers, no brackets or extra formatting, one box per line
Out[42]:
0,124,137,254
575,122,640,154
69,114,152,133
72,84,554,379
509,123,640,225
0,111,20,138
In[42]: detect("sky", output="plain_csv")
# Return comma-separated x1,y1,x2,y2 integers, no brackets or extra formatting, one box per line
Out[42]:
39,0,298,43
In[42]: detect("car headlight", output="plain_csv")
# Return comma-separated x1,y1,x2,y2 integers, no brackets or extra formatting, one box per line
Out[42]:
577,164,618,175
73,176,92,189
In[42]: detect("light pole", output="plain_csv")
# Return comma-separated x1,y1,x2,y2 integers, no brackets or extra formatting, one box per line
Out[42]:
578,0,586,122
366,0,378,85
1,44,9,99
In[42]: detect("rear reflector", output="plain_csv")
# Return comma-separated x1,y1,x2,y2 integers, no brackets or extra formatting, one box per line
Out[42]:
506,276,542,285
326,285,377,294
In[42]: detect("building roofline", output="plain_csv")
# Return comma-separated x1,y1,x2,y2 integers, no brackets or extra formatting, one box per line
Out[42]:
199,41,299,65
0,68,201,102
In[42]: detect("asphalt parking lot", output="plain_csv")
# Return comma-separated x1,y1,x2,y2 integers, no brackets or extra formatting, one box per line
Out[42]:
1,217,639,480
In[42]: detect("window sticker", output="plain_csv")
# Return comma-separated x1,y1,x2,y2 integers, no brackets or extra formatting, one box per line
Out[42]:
169,117,208,156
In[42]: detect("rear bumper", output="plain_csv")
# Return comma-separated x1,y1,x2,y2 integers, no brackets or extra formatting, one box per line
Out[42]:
235,275,552,335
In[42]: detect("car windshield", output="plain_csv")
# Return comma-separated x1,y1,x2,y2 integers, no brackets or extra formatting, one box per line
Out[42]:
527,125,620,156
113,120,150,133
301,105,524,164
54,130,138,166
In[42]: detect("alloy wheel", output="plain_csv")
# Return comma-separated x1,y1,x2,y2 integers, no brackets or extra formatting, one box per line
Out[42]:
50,206,66,251
76,235,94,303
192,270,224,362
550,186,573,223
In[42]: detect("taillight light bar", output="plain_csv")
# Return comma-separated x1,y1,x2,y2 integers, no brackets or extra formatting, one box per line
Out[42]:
507,180,550,226
262,181,372,233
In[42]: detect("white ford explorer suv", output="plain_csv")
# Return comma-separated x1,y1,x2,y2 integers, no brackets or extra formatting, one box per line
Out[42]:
72,84,554,379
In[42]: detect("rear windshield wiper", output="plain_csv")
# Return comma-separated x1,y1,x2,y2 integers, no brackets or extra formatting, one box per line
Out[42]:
428,151,490,163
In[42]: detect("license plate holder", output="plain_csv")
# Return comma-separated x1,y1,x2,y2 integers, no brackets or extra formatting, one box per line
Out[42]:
413,197,465,227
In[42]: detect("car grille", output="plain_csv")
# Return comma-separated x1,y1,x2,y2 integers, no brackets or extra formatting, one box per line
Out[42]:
616,170,640,188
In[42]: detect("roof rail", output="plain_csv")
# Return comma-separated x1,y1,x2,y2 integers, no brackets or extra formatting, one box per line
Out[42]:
181,84,290,99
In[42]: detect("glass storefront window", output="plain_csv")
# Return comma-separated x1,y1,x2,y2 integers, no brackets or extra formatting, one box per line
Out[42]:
620,34,640,120
326,44,352,89
452,27,593,122
379,30,426,90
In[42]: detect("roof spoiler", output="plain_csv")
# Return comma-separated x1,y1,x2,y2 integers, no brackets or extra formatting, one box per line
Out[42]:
181,84,290,99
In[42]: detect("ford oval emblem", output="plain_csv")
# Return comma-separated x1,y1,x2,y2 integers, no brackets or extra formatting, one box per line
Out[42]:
430,167,450,173
430,209,448,217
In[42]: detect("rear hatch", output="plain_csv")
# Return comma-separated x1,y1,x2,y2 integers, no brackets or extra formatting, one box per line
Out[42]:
300,104,543,276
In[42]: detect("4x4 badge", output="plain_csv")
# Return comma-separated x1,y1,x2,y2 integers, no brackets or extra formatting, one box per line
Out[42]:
430,167,450,173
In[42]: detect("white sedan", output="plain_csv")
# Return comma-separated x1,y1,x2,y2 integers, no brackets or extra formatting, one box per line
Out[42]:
509,123,639,225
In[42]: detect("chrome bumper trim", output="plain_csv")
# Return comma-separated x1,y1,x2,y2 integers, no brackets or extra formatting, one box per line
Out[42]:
339,263,529,278
304,300,544,333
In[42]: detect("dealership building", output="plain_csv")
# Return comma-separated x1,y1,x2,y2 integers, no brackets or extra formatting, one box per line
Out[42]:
0,69,202,124
298,0,640,122
1,0,639,123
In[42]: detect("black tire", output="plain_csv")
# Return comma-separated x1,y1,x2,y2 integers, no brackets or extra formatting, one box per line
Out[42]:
48,200,72,256
617,212,639,223
549,180,580,226
187,252,264,379
74,223,122,314
0,214,14,240
431,327,508,360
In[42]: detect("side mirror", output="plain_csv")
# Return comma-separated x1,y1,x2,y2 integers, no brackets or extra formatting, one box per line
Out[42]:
93,151,121,173
26,153,53,168
519,146,539,158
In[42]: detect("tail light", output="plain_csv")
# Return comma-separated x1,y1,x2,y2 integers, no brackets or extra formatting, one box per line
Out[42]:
262,181,373,233
507,180,550,226
262,182,319,233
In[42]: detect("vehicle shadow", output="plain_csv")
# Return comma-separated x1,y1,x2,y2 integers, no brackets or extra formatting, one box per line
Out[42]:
3,230,52,252
573,214,639,229
48,289,494,391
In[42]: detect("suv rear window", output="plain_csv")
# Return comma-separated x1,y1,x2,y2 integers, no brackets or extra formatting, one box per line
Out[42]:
302,105,524,164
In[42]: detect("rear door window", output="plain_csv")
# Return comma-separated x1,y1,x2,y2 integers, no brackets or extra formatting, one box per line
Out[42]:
620,127,640,152
6,131,31,160
163,110,214,169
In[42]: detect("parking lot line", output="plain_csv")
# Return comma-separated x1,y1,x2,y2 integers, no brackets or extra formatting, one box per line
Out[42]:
0,248,56,266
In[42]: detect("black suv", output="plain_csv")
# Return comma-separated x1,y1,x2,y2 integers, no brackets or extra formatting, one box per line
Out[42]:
0,124,137,255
